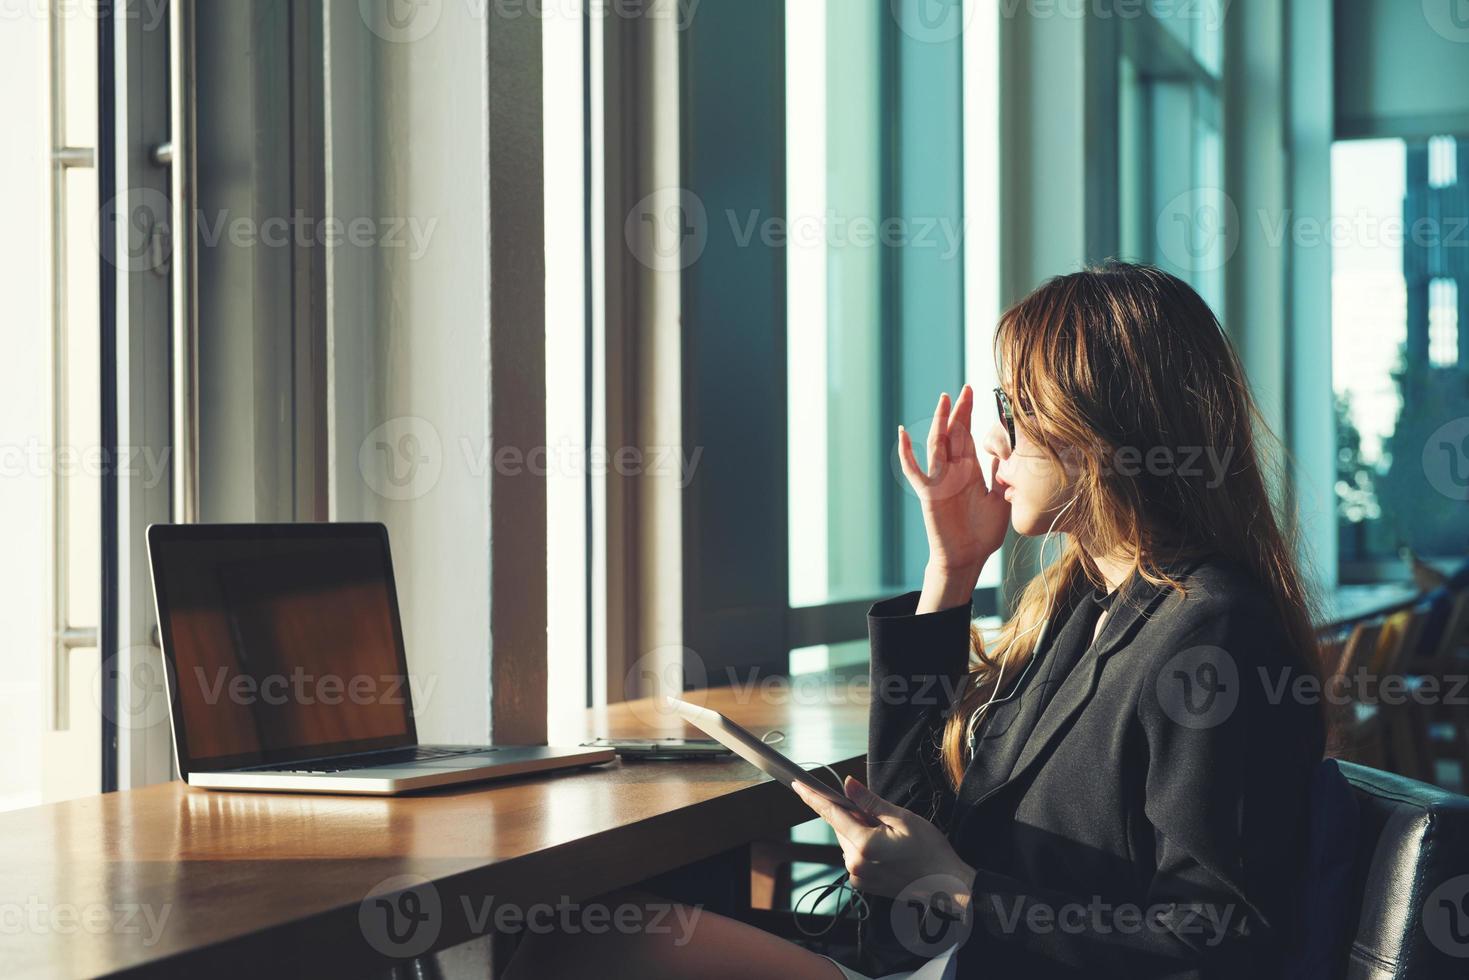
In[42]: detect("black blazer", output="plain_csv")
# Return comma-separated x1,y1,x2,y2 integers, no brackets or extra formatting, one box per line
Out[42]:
861,555,1325,979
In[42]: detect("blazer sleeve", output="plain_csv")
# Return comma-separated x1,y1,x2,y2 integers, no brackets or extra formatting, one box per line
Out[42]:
951,604,1319,979
866,592,972,824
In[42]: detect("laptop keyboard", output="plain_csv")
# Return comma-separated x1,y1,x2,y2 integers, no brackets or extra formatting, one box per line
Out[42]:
269,746,493,775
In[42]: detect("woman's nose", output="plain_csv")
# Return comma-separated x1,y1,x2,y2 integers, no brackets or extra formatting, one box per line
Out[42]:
979,421,1011,461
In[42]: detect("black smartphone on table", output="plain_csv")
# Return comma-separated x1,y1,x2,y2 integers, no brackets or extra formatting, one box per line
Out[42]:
582,737,734,761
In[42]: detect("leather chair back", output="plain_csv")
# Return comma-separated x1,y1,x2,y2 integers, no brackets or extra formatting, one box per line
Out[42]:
1338,761,1469,979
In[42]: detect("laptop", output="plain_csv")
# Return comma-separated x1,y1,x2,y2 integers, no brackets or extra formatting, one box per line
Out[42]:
146,522,614,794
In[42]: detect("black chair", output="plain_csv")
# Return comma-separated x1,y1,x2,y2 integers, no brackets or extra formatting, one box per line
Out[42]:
1337,761,1469,978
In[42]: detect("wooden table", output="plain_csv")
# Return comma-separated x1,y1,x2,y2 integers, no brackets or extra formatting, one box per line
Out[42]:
0,682,869,979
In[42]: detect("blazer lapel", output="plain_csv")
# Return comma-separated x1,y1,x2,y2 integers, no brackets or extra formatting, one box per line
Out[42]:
965,568,1177,812
954,580,1091,811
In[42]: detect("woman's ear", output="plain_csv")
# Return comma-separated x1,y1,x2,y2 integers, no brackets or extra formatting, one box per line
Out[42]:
1054,442,1091,482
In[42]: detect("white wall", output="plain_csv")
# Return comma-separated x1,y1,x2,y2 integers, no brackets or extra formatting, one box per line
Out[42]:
325,0,493,744
0,10,52,812
0,6,104,811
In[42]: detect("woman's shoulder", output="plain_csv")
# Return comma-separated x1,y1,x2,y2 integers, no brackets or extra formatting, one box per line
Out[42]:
1135,554,1299,662
1130,555,1325,751
1170,554,1277,613
1151,555,1280,617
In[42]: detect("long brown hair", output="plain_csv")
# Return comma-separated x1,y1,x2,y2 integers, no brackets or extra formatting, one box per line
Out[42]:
939,262,1324,789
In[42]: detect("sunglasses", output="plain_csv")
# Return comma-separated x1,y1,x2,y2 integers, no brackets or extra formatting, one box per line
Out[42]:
994,387,1016,450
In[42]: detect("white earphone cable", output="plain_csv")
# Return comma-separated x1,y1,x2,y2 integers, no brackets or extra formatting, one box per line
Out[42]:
965,493,1079,751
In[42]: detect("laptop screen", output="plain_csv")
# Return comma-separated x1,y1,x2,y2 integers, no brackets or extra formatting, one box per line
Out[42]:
148,524,416,772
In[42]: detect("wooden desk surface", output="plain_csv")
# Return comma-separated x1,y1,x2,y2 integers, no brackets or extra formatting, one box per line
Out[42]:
0,682,869,980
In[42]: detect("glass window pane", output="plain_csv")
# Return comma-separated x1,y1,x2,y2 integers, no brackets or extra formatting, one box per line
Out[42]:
787,2,991,614
789,639,868,678
1117,72,1224,317
1118,55,1146,263
964,0,1001,591
786,0,886,609
1429,278,1460,367
1192,88,1223,314
1193,5,1223,78
1331,137,1469,581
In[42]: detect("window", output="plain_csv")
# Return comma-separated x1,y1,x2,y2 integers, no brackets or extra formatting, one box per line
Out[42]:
1429,278,1460,368
1332,136,1469,581
1117,6,1225,314
1429,136,1458,190
785,0,884,614
784,0,999,676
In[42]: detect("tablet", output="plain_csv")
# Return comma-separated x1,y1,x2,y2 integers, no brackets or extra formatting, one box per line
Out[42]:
667,697,870,817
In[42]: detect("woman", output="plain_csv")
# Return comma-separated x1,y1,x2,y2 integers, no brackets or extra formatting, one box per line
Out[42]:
505,263,1327,979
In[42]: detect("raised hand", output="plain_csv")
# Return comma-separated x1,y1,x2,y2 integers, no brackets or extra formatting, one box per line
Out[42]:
897,385,1010,611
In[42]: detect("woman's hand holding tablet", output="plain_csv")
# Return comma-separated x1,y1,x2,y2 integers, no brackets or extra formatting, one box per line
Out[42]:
665,698,876,822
